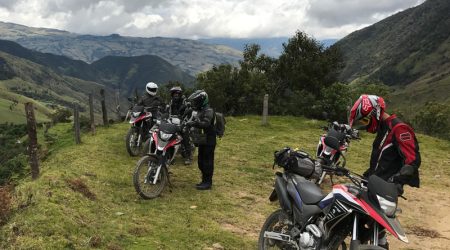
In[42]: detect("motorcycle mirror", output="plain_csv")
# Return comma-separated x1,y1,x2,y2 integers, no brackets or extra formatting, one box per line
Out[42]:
324,136,341,151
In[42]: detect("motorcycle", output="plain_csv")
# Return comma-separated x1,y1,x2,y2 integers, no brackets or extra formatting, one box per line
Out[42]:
133,115,185,199
315,122,360,184
125,101,155,156
258,131,407,250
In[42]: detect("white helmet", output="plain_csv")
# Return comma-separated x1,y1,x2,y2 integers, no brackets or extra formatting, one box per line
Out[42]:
146,82,158,96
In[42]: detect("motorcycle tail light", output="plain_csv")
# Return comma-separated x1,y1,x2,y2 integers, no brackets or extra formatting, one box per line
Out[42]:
377,195,397,217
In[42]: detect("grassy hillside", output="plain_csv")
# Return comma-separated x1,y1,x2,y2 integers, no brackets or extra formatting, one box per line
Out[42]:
0,39,195,102
0,84,52,124
0,50,127,121
335,0,450,86
1,116,449,249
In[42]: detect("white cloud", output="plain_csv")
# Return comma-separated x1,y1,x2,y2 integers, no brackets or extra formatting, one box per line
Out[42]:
0,0,425,39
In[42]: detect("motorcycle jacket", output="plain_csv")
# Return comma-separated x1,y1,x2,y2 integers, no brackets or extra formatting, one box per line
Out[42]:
188,106,216,146
366,114,420,188
137,93,165,114
169,96,187,117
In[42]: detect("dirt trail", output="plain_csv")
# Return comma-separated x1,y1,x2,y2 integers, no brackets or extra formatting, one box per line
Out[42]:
390,186,450,249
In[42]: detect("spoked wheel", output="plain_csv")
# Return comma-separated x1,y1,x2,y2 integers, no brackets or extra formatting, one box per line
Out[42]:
133,155,168,199
126,127,142,156
258,209,296,250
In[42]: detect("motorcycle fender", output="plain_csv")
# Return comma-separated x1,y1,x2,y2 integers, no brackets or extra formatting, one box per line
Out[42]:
144,153,159,162
385,216,408,243
269,189,277,201
274,175,292,213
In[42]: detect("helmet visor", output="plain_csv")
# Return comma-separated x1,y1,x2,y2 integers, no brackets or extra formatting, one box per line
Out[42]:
147,87,157,93
353,115,371,129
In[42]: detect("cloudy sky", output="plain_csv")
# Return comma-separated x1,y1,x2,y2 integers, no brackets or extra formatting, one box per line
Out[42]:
0,0,425,39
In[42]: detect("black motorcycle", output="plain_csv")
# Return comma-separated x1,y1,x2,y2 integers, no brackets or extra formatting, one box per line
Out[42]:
258,132,407,250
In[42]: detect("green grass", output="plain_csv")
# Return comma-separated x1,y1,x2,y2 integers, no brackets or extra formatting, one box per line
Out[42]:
1,116,449,249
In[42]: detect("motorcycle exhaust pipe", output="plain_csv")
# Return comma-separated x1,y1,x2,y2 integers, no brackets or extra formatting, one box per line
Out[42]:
263,231,299,249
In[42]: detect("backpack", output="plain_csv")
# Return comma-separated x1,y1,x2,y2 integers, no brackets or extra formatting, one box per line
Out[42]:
214,112,226,137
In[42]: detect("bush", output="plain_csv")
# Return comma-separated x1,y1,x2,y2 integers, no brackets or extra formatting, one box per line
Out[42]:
0,154,28,185
413,102,450,139
50,108,72,123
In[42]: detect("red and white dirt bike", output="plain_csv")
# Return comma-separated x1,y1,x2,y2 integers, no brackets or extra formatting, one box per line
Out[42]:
315,121,360,184
132,115,184,199
259,125,407,250
125,104,154,156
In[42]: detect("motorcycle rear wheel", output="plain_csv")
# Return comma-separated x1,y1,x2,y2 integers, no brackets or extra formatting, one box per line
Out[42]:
126,127,142,156
133,155,168,199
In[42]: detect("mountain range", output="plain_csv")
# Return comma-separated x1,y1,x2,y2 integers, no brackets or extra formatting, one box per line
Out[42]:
0,39,194,123
334,0,450,108
0,21,242,76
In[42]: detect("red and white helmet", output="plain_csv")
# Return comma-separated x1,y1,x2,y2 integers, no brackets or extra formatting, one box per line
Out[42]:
349,95,385,133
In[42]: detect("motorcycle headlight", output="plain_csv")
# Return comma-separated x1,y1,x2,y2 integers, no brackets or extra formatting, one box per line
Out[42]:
159,131,172,141
377,195,397,217
132,112,141,117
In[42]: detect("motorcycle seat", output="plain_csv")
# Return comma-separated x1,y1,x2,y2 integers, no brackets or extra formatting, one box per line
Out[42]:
292,175,325,205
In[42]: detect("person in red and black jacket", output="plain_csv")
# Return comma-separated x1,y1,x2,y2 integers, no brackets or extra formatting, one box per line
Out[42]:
349,94,421,249
349,94,421,195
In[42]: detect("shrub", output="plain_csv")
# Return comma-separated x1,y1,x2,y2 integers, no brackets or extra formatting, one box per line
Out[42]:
413,102,450,139
50,108,72,123
0,154,28,185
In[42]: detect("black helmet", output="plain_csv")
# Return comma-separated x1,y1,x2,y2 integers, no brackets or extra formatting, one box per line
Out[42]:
187,90,208,110
170,86,182,95
170,86,182,100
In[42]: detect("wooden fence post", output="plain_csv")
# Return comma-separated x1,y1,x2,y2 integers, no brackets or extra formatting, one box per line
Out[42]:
24,102,39,179
89,93,95,134
262,94,269,125
74,105,81,144
100,89,108,126
115,89,121,121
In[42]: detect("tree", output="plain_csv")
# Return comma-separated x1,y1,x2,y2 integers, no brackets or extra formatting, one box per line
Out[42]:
413,102,450,139
197,44,275,115
276,31,343,98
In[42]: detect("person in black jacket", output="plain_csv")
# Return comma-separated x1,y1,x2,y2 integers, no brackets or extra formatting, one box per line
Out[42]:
168,86,192,165
137,82,165,115
186,90,216,190
168,86,187,116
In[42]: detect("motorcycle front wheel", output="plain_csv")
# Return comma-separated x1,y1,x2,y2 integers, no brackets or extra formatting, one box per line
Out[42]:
126,127,142,156
133,155,168,199
258,209,296,250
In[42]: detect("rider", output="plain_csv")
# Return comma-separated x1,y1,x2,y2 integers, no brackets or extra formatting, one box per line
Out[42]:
137,82,165,115
185,90,216,190
349,94,421,249
168,86,192,165
168,86,187,116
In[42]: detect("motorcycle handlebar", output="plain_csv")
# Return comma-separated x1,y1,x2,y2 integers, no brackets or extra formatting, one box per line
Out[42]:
320,164,367,186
